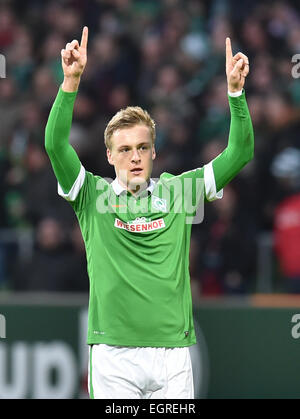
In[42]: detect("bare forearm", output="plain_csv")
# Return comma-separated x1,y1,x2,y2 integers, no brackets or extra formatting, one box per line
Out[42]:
61,76,81,93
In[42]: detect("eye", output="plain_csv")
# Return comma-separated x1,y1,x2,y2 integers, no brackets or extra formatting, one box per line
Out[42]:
139,145,149,151
120,148,129,153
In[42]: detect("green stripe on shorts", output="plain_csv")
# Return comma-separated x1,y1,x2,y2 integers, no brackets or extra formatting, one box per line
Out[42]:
89,345,94,399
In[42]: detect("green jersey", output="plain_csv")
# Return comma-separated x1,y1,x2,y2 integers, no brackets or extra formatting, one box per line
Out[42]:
45,87,254,347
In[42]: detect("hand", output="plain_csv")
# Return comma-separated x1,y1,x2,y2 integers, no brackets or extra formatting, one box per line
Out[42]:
225,37,249,93
61,26,88,91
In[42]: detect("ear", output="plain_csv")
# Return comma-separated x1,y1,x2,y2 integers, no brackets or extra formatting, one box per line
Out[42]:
152,145,156,161
107,148,114,166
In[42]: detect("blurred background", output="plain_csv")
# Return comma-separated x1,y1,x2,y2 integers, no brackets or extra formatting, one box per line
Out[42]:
1,0,300,399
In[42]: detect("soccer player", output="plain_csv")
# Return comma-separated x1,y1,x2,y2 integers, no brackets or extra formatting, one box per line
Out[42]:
45,26,253,399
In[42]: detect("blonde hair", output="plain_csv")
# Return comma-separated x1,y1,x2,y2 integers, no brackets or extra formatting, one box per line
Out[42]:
104,106,156,149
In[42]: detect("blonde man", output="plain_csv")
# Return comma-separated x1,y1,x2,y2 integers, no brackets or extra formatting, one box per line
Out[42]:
45,27,253,399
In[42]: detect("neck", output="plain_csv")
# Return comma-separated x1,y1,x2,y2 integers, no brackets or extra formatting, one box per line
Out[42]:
117,177,150,196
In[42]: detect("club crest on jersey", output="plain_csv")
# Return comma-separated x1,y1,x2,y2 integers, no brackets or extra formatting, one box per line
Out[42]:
152,196,167,212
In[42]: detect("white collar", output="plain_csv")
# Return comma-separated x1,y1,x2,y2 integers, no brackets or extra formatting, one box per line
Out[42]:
111,177,156,196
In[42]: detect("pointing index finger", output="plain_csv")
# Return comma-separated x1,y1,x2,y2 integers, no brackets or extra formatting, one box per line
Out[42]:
80,26,88,49
226,37,233,63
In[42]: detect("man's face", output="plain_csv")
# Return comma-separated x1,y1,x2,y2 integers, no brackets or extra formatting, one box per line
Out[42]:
107,124,156,193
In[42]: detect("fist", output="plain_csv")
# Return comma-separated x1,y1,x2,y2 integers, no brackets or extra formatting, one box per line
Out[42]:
61,26,88,79
225,37,249,92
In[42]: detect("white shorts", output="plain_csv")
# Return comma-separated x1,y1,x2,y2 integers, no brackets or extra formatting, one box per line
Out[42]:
88,344,194,399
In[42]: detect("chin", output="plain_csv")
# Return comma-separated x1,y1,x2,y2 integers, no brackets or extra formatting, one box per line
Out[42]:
128,175,148,190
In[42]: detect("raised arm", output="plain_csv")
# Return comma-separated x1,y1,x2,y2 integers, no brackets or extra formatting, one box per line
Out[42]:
211,38,254,192
45,26,89,194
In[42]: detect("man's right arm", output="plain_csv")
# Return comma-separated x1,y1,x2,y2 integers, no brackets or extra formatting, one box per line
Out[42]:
45,26,89,195
45,86,82,194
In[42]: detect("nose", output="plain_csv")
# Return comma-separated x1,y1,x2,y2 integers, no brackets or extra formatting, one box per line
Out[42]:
131,148,141,163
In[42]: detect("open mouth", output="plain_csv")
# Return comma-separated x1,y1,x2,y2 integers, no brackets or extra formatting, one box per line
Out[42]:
130,168,143,175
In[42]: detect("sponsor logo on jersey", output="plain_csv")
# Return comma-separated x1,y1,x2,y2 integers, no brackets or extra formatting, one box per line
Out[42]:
114,217,165,233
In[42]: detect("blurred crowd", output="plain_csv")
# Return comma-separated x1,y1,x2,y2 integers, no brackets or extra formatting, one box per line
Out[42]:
0,0,300,296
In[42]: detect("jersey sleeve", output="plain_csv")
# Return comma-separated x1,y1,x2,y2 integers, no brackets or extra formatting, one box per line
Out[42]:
64,170,100,212
45,86,100,212
45,86,82,195
211,90,254,193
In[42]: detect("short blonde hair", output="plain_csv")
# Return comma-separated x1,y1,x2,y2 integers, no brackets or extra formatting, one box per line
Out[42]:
104,106,156,150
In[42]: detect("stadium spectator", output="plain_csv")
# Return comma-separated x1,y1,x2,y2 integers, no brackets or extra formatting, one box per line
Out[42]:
12,217,83,291
272,147,300,293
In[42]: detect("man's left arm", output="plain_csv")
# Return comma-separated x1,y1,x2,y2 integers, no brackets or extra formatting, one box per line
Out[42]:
209,38,254,193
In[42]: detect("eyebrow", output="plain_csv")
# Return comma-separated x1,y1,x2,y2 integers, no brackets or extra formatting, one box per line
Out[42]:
117,142,151,150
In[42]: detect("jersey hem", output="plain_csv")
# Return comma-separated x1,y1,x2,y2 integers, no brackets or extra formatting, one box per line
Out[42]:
86,337,197,347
